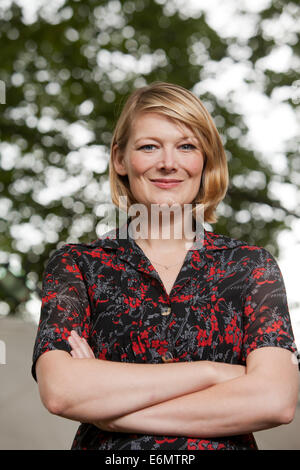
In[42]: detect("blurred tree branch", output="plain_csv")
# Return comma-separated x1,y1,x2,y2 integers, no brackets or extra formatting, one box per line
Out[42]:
0,0,299,316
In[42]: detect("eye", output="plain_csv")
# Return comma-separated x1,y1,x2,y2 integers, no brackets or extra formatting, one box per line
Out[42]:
138,144,157,152
180,143,196,151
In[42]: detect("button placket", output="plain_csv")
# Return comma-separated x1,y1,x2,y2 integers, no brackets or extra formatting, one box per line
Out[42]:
159,305,174,362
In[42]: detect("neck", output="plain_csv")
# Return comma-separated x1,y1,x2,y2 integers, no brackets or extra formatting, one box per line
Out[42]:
128,211,197,253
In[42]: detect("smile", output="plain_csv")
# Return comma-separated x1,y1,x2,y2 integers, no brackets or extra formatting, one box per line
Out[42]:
150,179,183,189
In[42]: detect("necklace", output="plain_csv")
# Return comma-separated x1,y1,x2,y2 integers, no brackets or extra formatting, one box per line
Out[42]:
135,241,187,270
149,258,183,270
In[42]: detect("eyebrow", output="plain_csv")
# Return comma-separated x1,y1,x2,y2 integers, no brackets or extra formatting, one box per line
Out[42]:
134,135,198,144
134,137,158,144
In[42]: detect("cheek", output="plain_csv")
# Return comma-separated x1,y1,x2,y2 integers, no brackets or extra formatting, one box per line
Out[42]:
187,157,204,176
128,154,149,176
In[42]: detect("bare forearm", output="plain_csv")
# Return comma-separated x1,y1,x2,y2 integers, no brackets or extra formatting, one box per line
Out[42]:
56,357,240,422
103,373,287,437
41,340,245,424
43,332,245,424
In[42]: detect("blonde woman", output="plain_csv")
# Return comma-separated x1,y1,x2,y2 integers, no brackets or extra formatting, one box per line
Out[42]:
32,82,298,450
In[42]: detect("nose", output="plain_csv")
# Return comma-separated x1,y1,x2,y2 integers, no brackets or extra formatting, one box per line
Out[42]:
157,146,178,171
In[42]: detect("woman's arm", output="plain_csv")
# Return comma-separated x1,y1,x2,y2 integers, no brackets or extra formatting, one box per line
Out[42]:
36,330,245,423
95,347,299,437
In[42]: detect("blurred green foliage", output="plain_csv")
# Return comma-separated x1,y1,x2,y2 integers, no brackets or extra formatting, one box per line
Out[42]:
0,0,299,316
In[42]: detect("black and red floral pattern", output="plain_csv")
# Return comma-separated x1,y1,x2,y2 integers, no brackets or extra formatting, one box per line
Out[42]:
32,218,297,450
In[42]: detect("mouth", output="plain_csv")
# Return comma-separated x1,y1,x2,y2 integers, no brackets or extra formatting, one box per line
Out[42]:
150,178,183,189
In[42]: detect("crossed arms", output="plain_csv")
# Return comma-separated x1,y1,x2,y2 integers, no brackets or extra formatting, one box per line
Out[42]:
35,330,299,438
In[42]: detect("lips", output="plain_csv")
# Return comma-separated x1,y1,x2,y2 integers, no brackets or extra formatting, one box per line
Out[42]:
150,178,183,189
150,179,183,183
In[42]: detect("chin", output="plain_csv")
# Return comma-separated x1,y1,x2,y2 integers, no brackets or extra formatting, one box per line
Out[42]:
153,200,180,209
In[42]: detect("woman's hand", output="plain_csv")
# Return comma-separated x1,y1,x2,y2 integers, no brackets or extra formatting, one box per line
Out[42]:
67,330,95,359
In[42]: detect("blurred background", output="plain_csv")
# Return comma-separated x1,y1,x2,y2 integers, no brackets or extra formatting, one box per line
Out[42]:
0,0,299,449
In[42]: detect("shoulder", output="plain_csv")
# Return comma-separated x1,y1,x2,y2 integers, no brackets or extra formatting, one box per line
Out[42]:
204,230,279,267
204,229,263,253
42,240,94,268
45,230,119,269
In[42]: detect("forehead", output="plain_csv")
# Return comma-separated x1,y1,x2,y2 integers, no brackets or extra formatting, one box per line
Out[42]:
129,112,196,139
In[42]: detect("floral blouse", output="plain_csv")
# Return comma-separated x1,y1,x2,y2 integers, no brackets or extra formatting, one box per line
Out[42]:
32,217,297,450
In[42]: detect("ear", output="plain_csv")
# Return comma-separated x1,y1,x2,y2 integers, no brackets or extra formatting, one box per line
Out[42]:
112,144,127,176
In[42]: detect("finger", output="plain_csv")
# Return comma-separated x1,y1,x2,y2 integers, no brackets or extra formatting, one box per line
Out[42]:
68,334,78,350
70,330,83,345
69,338,86,359
70,331,94,358
71,331,95,358
70,331,86,353
68,335,84,358
81,337,95,358
71,347,85,359
79,339,94,359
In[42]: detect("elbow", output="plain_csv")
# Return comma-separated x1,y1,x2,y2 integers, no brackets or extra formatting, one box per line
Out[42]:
270,392,298,426
277,402,297,425
35,351,73,417
278,383,299,425
39,386,67,417
44,395,66,417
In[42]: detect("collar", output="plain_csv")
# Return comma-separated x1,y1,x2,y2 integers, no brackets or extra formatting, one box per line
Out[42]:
93,217,246,295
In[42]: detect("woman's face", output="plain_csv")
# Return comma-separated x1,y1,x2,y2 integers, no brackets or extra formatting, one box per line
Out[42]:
113,112,204,211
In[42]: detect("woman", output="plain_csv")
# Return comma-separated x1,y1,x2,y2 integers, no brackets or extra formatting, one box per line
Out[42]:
32,81,299,450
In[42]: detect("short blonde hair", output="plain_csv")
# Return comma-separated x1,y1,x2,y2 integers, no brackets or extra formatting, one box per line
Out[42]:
109,81,228,223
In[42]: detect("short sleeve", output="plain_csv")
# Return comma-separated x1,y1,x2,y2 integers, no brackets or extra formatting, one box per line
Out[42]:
31,245,91,381
242,248,298,362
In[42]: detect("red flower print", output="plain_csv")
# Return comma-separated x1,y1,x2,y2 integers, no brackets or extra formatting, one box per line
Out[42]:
244,304,253,316
42,292,57,304
252,267,265,279
155,437,177,444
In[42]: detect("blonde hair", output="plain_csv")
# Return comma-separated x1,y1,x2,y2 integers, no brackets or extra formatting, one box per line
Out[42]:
109,81,228,223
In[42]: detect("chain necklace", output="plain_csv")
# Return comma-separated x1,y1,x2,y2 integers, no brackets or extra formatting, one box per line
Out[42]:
135,240,188,270
149,258,183,270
